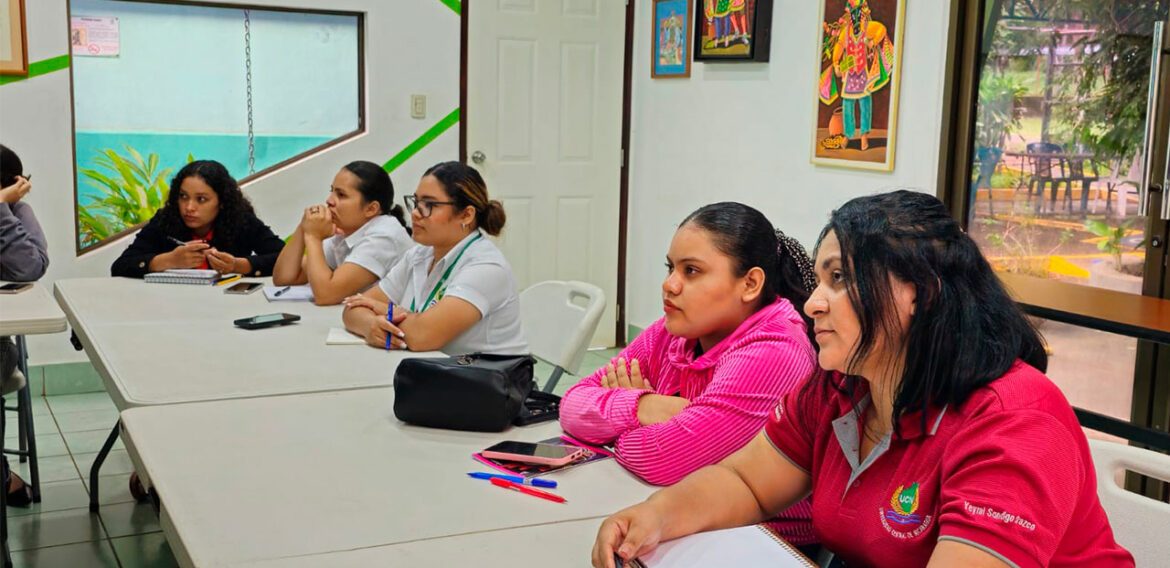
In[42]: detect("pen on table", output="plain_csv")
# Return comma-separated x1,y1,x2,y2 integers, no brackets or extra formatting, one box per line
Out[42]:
385,301,394,350
273,285,292,297
489,477,566,503
467,472,557,488
215,274,242,286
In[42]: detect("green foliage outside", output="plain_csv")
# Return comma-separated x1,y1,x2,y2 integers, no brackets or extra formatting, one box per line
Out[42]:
77,145,191,249
1084,218,1139,272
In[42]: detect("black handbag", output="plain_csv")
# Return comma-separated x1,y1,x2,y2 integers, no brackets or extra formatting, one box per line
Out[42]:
393,353,536,432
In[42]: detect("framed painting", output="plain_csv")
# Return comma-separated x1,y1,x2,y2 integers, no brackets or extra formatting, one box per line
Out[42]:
652,0,692,77
1,0,28,76
811,0,906,171
692,0,772,62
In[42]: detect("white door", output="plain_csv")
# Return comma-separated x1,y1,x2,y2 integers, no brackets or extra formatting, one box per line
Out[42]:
467,0,625,347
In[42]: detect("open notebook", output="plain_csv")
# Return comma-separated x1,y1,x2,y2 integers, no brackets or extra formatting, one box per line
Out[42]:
630,525,815,568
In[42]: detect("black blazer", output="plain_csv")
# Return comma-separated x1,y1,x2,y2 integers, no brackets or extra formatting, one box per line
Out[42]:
110,212,285,278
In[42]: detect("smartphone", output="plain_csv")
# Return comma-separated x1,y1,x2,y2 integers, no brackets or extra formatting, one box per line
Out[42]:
0,282,33,294
224,282,263,295
233,313,300,330
481,441,585,466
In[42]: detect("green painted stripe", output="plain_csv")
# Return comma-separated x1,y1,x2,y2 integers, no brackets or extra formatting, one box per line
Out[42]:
382,108,460,173
0,54,71,86
437,0,461,16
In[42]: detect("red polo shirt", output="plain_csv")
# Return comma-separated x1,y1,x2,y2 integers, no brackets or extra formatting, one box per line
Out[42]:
764,361,1133,568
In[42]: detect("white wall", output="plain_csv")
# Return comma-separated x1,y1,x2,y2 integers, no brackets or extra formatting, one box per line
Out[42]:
624,0,952,329
2,0,459,365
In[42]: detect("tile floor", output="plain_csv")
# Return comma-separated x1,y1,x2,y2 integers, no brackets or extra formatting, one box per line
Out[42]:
3,348,622,567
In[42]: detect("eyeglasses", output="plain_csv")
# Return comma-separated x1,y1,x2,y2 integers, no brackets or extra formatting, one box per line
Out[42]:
403,194,458,218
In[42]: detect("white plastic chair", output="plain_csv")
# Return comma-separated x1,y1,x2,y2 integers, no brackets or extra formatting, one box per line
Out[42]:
519,280,606,393
1087,438,1170,567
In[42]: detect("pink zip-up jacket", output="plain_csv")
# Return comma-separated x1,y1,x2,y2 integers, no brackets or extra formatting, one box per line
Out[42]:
560,298,816,545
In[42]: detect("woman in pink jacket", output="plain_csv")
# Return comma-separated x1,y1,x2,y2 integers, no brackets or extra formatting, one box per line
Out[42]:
560,202,817,548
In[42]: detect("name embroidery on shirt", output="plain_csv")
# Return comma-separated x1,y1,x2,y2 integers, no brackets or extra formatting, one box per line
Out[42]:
880,482,934,539
963,500,1037,532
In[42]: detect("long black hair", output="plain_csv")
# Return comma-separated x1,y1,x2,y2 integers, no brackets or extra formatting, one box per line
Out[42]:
155,160,256,248
423,161,506,236
813,190,1046,434
341,161,409,232
680,202,816,342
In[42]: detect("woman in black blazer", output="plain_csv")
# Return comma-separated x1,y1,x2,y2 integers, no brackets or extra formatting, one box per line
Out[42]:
111,160,285,278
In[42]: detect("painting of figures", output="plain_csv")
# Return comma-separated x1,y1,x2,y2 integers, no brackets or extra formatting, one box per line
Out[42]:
812,0,905,170
653,0,692,77
693,0,771,62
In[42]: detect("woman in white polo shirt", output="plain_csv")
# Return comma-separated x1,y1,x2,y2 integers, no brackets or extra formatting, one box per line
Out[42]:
272,161,413,305
342,161,527,356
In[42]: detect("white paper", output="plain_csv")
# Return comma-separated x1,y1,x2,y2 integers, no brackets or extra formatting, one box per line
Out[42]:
163,269,219,277
633,525,812,568
263,285,314,302
326,327,365,346
71,16,120,57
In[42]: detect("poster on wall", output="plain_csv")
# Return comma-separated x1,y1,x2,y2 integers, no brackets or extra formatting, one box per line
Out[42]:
70,16,120,57
652,0,692,77
811,0,905,171
1,0,28,76
692,0,771,62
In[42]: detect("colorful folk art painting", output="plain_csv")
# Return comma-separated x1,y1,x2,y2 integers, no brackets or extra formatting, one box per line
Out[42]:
693,0,771,61
812,0,905,171
652,0,692,77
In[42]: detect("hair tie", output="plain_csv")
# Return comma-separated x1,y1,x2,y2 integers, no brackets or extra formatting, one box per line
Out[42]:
775,230,816,293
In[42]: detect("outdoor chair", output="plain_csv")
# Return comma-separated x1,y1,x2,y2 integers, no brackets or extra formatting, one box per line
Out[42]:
1025,142,1070,213
972,147,1003,217
1064,143,1100,214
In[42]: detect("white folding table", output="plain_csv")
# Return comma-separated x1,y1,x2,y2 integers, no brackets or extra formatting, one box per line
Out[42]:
53,277,441,510
119,388,654,567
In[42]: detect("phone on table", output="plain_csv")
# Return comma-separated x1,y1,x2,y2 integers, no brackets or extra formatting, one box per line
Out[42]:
224,282,263,295
481,441,586,466
233,313,300,330
0,283,33,294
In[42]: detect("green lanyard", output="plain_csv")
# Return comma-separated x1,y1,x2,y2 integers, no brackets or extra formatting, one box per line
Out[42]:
410,232,483,312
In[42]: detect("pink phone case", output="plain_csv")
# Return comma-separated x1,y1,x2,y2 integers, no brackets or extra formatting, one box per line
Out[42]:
481,446,585,467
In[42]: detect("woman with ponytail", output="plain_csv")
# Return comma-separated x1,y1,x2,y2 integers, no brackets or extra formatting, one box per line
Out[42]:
342,161,527,355
272,161,413,305
560,202,818,551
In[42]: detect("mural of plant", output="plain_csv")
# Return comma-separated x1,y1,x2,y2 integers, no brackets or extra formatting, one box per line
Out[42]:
77,145,187,249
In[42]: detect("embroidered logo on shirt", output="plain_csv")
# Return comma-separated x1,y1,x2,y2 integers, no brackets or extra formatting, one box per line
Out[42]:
879,482,933,539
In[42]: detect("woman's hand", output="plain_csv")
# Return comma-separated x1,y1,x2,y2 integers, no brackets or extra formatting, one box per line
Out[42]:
363,311,408,350
204,248,246,274
343,293,389,317
301,205,335,240
157,241,211,270
600,358,651,390
0,176,31,204
592,502,667,568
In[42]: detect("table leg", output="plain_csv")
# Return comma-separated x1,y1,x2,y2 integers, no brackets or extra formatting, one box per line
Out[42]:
89,421,120,513
13,338,26,463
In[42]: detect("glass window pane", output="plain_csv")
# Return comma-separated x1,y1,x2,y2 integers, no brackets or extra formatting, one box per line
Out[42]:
70,0,361,252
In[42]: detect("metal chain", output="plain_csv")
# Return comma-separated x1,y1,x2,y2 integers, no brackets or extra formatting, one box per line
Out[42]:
244,9,255,175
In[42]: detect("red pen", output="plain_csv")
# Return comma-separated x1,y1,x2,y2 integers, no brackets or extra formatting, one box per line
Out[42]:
490,476,567,503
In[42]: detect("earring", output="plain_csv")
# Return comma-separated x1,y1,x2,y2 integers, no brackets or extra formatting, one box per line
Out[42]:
461,222,467,230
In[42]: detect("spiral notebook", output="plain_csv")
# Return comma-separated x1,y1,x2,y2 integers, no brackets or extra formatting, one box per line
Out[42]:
630,525,815,568
144,269,219,285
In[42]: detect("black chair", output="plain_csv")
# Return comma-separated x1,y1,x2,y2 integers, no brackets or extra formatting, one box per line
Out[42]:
1025,142,1070,213
1,336,39,505
1064,144,1100,215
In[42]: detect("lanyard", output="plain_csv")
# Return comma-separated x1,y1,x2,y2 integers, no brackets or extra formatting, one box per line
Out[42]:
411,232,483,312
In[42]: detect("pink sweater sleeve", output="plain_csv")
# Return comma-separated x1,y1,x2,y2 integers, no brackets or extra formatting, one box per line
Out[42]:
559,327,661,446
615,336,814,486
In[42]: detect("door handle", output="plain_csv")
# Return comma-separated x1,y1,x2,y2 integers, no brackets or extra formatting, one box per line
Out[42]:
471,151,486,164
1140,22,1165,218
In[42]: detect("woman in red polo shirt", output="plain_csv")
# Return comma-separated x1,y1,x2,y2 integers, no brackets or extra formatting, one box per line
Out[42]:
592,190,1133,568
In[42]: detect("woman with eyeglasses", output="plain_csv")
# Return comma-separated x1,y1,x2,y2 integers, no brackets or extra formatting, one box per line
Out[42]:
272,161,413,305
342,161,528,355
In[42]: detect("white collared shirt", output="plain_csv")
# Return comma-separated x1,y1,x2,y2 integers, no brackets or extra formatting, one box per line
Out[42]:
322,215,413,279
379,230,528,356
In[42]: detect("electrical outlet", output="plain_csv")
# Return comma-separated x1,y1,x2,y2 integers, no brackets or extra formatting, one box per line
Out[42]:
411,94,426,119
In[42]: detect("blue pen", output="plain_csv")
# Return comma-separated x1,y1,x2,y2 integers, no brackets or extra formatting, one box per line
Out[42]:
385,301,394,350
467,472,557,488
